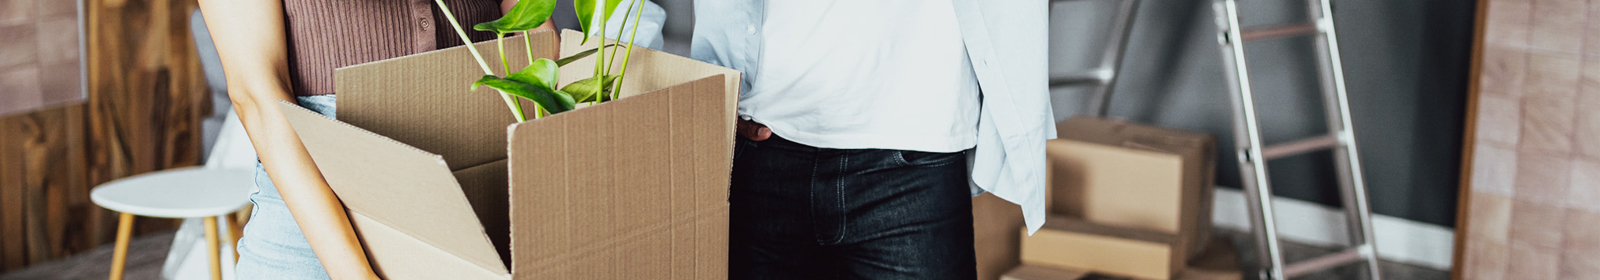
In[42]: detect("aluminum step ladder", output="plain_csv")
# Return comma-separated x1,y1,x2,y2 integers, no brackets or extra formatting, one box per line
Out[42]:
1048,0,1141,117
1211,0,1381,279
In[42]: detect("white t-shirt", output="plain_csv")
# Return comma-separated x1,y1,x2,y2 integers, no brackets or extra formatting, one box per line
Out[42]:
741,0,980,153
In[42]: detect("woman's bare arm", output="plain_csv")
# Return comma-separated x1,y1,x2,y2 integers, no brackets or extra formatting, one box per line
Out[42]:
194,1,377,279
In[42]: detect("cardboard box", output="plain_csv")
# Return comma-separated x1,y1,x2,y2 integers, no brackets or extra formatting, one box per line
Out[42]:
1001,265,1092,280
278,30,740,279
977,118,1217,280
1020,215,1182,279
1050,116,1217,260
1177,237,1243,280
975,193,1028,280
1002,237,1242,280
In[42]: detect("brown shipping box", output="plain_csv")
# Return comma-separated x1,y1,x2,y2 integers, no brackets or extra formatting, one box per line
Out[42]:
1001,237,1243,280
277,30,740,279
1000,265,1092,280
1178,238,1244,280
976,118,1217,280
974,193,1029,280
1020,215,1182,279
1050,116,1217,260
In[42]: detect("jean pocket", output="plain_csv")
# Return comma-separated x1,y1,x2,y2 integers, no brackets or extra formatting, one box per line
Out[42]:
734,139,751,159
894,150,960,167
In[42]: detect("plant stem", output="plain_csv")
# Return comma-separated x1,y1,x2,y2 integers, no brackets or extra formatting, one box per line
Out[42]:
434,0,492,75
495,33,529,121
610,0,646,100
523,33,535,66
435,0,526,122
593,16,606,78
498,33,511,75
604,1,638,75
591,8,608,105
504,90,528,120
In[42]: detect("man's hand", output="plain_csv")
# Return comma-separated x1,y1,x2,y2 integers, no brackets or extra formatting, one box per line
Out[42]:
738,119,772,141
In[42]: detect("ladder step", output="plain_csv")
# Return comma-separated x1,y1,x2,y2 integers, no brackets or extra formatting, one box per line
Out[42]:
1240,22,1320,41
1261,134,1341,160
1049,69,1114,87
1282,245,1371,278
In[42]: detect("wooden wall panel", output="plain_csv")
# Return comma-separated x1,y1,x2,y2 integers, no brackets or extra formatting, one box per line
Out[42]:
1456,0,1600,278
0,0,206,272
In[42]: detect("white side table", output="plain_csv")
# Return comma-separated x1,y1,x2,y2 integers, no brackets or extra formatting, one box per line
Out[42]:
90,167,252,280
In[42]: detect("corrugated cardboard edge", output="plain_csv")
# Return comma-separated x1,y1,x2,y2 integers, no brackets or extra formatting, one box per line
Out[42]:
334,31,560,171
506,74,732,279
350,212,511,280
278,101,508,275
558,30,741,135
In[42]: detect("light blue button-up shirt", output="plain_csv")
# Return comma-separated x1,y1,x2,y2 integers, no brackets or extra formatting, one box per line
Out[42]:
612,0,1055,234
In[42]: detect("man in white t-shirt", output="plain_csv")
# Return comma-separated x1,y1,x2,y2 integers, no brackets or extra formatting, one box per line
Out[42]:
725,1,982,279
615,0,1054,278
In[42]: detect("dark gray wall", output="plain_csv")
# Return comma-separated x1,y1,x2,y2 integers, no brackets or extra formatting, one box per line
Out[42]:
1048,0,1474,227
644,0,1474,227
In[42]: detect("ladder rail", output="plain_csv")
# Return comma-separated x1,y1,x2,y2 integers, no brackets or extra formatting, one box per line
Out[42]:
1215,0,1384,278
1308,0,1384,278
1048,0,1140,118
1213,1,1287,279
1084,0,1141,117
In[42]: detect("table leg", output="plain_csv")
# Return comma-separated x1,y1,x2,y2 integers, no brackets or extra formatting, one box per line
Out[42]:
109,212,134,280
205,216,221,280
227,213,242,264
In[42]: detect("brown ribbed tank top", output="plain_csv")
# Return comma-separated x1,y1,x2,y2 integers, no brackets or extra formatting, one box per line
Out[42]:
284,0,502,96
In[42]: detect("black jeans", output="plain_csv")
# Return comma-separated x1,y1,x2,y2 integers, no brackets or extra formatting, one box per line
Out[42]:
729,136,977,280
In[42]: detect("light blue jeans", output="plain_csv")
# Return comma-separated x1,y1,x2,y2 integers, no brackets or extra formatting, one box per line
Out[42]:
235,95,334,280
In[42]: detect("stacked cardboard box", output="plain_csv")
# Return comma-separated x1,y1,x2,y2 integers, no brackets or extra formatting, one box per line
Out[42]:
1004,238,1243,280
975,116,1221,280
1020,216,1183,279
281,30,741,279
1047,116,1218,261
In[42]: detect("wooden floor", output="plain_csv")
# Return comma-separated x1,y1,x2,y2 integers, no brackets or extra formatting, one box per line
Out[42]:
0,230,171,280
0,229,1447,280
1215,230,1451,280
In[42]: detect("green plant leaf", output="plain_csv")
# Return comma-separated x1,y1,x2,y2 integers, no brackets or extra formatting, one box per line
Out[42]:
473,0,558,35
473,76,577,114
508,58,560,89
554,44,619,66
574,0,625,44
560,75,620,102
472,59,574,115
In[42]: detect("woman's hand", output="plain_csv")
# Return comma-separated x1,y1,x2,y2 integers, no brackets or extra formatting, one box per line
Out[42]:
196,1,378,279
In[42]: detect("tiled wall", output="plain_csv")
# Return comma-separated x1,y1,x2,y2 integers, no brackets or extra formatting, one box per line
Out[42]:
1464,0,1600,278
0,0,83,117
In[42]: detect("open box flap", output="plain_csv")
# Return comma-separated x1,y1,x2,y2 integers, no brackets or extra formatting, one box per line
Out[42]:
335,31,561,171
506,73,732,278
557,30,741,134
350,212,511,280
279,102,509,275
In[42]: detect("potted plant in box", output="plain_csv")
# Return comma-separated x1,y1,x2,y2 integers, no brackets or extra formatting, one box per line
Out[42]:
433,0,651,122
